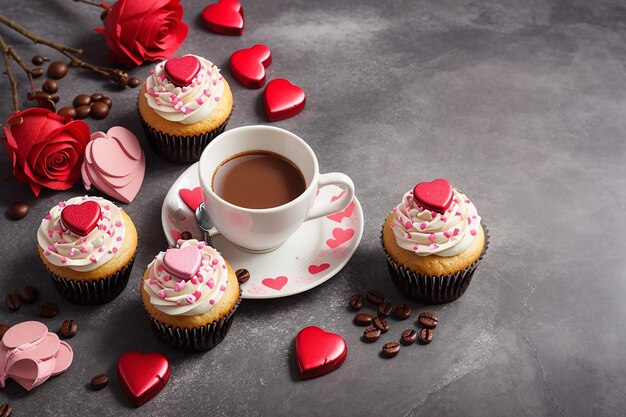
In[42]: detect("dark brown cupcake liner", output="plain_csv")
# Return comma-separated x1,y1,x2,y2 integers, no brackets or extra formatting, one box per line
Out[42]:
147,293,241,352
382,225,490,305
46,254,136,305
138,111,231,164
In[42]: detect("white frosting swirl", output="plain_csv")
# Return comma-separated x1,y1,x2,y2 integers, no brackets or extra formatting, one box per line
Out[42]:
37,196,126,272
392,188,481,257
144,240,228,316
144,55,224,125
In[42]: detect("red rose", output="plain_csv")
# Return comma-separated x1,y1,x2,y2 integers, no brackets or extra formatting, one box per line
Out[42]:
2,108,91,196
96,0,189,66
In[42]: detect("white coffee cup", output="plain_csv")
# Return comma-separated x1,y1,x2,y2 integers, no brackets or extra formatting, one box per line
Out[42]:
198,125,355,253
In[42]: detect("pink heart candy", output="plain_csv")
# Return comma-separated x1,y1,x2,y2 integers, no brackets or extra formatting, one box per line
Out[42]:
163,246,203,281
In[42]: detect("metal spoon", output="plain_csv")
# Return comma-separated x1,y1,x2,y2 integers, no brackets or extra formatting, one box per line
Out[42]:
194,203,214,247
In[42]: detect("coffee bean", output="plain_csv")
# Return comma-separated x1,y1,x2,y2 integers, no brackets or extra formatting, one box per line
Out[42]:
235,268,250,284
417,312,438,329
373,317,389,333
90,101,110,119
60,319,77,338
366,290,385,305
377,301,393,318
75,104,91,119
58,106,76,119
354,313,373,326
7,201,28,220
51,95,60,103
19,285,39,304
32,55,48,65
39,302,59,318
5,294,20,312
128,77,140,88
98,96,112,108
47,61,68,79
0,324,10,340
382,341,400,358
401,329,417,345
31,67,44,78
394,304,412,320
42,79,58,94
348,294,364,311
418,328,434,344
90,373,109,390
362,327,381,342
73,94,91,108
0,403,12,417
90,93,103,102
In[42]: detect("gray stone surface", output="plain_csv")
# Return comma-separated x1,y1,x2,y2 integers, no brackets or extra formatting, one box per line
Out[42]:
1,0,625,415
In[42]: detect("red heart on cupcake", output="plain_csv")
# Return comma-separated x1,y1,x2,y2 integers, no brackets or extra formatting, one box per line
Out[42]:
201,0,244,36
264,79,306,122
229,44,272,89
164,56,201,87
61,201,101,236
295,326,347,379
412,178,453,214
118,351,170,407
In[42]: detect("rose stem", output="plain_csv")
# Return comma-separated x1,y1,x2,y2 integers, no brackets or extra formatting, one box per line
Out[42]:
0,34,19,113
72,0,107,9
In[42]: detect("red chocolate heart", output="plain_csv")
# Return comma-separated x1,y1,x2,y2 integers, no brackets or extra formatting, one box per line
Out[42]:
60,201,101,236
263,78,306,122
229,44,272,89
201,0,244,36
295,326,347,379
412,178,454,214
118,351,170,407
164,56,201,87
179,187,203,212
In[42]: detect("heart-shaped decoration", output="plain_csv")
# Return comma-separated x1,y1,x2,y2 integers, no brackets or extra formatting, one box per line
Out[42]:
412,178,453,214
308,263,330,275
61,201,101,236
326,201,355,223
261,276,288,291
202,0,244,36
229,44,272,89
118,351,170,407
295,326,347,379
163,246,202,280
164,56,201,87
326,227,355,249
179,187,203,212
263,78,306,122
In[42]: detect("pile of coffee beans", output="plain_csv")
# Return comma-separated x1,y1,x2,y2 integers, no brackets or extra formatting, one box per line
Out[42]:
348,290,440,358
3,284,62,320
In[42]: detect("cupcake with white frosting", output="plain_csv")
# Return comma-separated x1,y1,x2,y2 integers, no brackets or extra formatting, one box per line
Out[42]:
141,239,240,351
381,179,488,304
138,54,233,163
37,196,138,304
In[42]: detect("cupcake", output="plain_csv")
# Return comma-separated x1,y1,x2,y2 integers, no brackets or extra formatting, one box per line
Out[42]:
138,54,233,163
141,239,240,352
381,179,488,304
37,196,138,304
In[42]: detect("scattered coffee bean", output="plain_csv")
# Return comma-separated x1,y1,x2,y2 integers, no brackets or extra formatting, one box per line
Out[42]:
60,319,77,338
382,341,400,358
58,106,77,118
401,329,417,345
373,317,389,333
42,79,58,94
47,61,68,79
394,304,412,320
51,95,60,103
5,294,20,312
0,403,12,417
19,285,39,304
377,301,393,318
32,54,48,65
348,294,365,311
366,290,385,305
128,77,140,88
99,96,112,108
75,104,91,119
235,268,250,284
417,312,438,329
362,327,381,342
31,67,44,78
180,231,193,240
418,328,434,344
90,101,110,119
354,313,373,326
90,373,109,390
0,324,10,340
90,93,103,102
7,201,28,220
39,302,59,318
73,94,91,108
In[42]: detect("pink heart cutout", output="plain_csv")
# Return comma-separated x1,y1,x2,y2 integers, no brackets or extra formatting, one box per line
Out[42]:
179,187,203,212
326,228,355,249
262,276,288,291
163,246,202,280
308,263,330,275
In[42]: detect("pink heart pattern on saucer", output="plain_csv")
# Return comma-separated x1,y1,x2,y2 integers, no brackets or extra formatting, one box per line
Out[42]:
82,126,146,204
0,321,73,391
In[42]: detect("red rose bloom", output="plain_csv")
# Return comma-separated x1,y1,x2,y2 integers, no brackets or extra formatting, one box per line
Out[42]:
96,0,189,66
2,108,91,196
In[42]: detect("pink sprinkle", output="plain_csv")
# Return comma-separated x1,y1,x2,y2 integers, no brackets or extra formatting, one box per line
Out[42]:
98,247,104,253
58,201,66,208
456,211,462,216
196,97,205,105
453,228,460,236
219,285,226,291
149,279,157,285
203,89,211,97
45,214,51,220
404,233,411,239
419,223,427,230
441,216,447,222
176,301,181,306
472,215,477,219
430,211,438,218
214,96,220,102
209,299,215,305
158,290,166,299
163,275,171,282
443,231,451,238
150,69,155,74
156,101,161,106
115,220,122,227
468,217,472,224
198,276,203,283
44,250,51,256
69,248,75,257
61,257,67,264
208,278,214,289
48,245,55,252
392,207,397,212
190,277,198,285
213,79,218,86
116,236,122,241
428,233,437,243
175,282,184,291
90,255,97,263
405,221,412,229
104,205,110,210
193,291,202,299
112,247,118,254
181,87,187,92
429,243,439,250
465,199,470,204
157,265,164,272
221,265,226,269
48,230,54,237
211,259,219,266
186,295,196,304
80,246,88,253
198,242,206,249
412,244,419,251
470,229,477,236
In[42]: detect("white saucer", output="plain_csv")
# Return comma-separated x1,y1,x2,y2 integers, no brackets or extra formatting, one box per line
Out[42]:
161,163,364,299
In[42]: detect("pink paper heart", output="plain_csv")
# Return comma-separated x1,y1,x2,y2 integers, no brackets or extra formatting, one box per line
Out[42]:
326,228,355,249
163,246,202,280
262,276,288,291
308,263,330,275
179,187,203,212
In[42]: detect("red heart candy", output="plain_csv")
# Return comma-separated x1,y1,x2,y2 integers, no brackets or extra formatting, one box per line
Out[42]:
118,351,170,407
164,56,201,87
412,178,453,214
60,201,101,236
295,326,347,379
179,187,203,212
229,44,272,89
263,79,306,122
202,0,244,36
